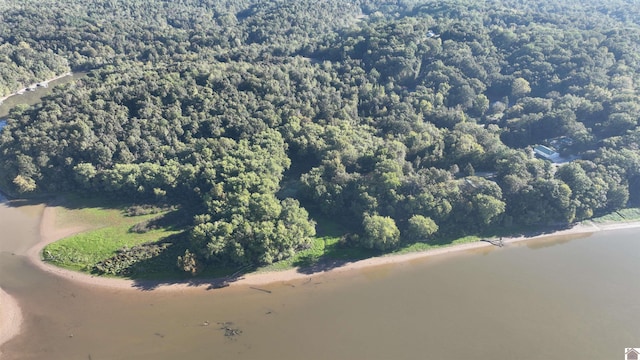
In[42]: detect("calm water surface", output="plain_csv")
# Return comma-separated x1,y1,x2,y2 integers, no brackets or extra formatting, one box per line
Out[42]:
1,201,639,359
0,73,86,118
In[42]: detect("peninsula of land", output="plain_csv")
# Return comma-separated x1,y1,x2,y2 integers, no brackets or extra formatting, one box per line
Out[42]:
32,203,640,290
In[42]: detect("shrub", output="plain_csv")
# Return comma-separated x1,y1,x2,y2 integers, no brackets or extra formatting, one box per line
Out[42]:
361,214,400,251
177,249,199,275
93,242,171,276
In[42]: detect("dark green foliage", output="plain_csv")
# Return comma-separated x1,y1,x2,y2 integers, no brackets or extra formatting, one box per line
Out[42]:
93,242,172,276
0,43,70,96
125,204,174,217
406,215,438,242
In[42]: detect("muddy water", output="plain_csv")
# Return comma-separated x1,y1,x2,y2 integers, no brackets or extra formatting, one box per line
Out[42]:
1,201,639,360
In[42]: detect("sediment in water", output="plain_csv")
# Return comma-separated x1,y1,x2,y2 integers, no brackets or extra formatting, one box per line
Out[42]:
0,288,23,355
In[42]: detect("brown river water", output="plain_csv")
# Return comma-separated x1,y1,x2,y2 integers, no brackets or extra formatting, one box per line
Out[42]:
1,199,639,360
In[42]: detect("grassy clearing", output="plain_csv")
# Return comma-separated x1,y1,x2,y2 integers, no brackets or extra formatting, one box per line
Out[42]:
257,236,377,273
393,235,482,255
52,194,143,229
43,219,180,271
259,233,486,273
590,207,640,223
257,236,333,272
42,195,182,273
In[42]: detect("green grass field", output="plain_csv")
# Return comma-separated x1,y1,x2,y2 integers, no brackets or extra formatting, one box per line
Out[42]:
42,195,181,273
43,218,180,271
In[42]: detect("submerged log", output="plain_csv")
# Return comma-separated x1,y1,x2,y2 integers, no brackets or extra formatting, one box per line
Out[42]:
249,286,272,294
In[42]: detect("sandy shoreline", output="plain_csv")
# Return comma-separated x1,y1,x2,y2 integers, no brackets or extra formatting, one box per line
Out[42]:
27,204,640,291
1,202,640,353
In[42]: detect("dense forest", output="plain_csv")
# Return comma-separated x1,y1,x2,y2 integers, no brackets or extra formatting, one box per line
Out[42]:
1,0,640,271
0,43,70,97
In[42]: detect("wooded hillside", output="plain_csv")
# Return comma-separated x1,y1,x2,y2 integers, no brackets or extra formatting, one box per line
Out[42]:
1,0,639,269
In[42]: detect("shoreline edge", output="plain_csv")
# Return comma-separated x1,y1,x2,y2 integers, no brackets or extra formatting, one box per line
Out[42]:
30,202,640,291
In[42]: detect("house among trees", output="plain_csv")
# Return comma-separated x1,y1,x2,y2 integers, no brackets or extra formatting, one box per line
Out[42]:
426,30,440,38
626,348,639,360
533,145,561,162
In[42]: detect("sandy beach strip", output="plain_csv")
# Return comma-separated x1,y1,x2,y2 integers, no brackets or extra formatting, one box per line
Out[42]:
28,203,640,291
0,288,23,356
